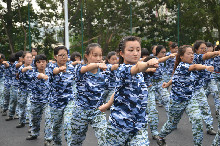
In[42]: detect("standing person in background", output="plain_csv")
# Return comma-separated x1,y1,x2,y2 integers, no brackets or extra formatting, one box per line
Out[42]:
1,54,16,116
31,48,38,61
5,51,23,121
0,54,5,112
16,51,33,128
150,45,157,56
103,51,118,103
203,42,220,119
165,42,178,83
140,48,150,61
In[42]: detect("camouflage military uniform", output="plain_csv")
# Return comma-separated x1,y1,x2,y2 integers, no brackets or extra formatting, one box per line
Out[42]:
17,64,34,124
150,62,170,112
193,54,215,132
49,62,76,146
2,62,12,112
29,68,52,141
106,64,149,146
0,64,4,110
64,64,111,146
159,62,203,146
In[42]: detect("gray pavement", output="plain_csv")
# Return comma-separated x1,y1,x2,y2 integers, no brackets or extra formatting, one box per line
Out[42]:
0,96,218,146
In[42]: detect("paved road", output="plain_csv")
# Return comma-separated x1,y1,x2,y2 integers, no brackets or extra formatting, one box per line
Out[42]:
0,96,218,146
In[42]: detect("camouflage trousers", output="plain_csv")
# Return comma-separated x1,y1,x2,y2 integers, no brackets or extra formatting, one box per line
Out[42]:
26,91,32,127
204,79,220,113
194,87,214,131
17,90,30,124
50,106,65,146
146,86,159,137
151,80,170,113
212,109,220,146
8,85,18,117
0,78,4,109
2,85,10,112
105,123,149,146
30,102,52,141
159,97,203,145
64,100,107,146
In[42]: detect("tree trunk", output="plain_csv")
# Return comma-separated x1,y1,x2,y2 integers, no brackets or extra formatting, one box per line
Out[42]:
17,1,27,51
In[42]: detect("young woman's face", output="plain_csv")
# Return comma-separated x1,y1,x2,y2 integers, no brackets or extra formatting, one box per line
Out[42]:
36,60,47,71
180,47,194,64
31,49,38,56
108,55,118,65
120,40,141,65
86,47,102,64
196,43,207,54
157,48,166,58
54,49,68,65
170,46,178,53
24,53,33,66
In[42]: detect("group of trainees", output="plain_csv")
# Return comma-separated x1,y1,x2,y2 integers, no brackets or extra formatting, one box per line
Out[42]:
0,36,219,146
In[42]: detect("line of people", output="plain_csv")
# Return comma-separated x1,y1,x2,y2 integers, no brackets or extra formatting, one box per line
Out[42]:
0,36,219,146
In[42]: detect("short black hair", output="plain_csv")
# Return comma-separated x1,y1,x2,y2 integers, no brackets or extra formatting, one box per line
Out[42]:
15,50,24,61
34,54,48,65
141,48,149,58
31,48,38,52
205,42,213,48
54,46,68,56
9,53,16,63
70,51,81,62
171,42,178,48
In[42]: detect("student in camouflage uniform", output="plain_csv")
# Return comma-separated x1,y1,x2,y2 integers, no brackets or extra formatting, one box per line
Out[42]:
99,36,159,146
157,45,214,146
150,45,173,111
2,54,15,116
164,42,178,83
16,51,33,128
193,40,220,135
49,46,76,146
64,43,112,146
25,54,52,146
0,54,5,111
5,51,23,121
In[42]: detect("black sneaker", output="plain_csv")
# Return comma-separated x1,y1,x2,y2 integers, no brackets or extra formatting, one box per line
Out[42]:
5,116,13,121
207,129,216,135
26,135,37,140
156,138,167,146
16,123,25,128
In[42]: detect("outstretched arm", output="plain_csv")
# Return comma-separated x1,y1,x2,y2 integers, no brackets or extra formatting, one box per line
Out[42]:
131,58,159,75
80,63,107,73
158,53,177,63
189,64,214,72
203,51,220,60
